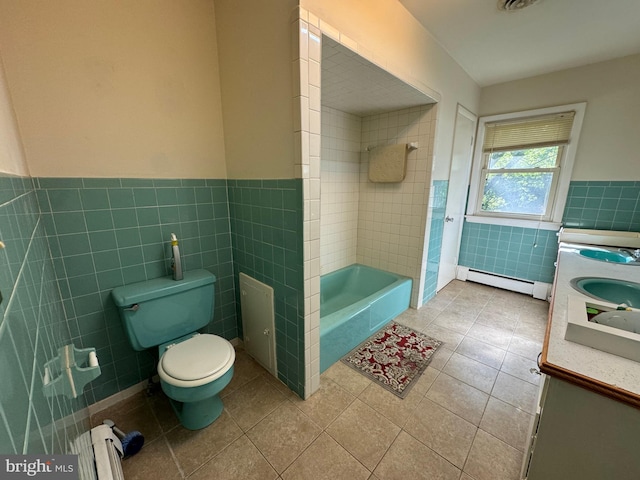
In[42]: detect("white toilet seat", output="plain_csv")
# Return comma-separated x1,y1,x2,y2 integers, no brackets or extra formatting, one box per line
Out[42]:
158,334,235,388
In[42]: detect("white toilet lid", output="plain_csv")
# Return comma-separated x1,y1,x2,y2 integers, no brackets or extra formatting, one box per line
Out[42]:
161,334,234,382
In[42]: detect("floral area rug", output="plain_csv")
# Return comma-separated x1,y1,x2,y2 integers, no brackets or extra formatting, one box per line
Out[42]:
341,322,442,399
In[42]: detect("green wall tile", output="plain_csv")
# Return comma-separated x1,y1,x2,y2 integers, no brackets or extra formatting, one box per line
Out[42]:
108,188,135,208
53,212,87,234
80,189,110,210
85,210,114,231
59,233,91,256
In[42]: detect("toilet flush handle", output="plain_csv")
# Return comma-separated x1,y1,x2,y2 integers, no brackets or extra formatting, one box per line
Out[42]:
124,304,139,312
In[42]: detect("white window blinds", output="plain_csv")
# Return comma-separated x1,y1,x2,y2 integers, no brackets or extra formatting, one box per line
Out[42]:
482,111,575,153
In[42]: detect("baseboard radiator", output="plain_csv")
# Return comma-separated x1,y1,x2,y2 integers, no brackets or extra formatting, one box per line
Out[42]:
73,424,124,480
456,266,551,300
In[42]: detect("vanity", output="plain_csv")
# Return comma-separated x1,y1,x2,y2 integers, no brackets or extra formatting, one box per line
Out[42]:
522,229,640,480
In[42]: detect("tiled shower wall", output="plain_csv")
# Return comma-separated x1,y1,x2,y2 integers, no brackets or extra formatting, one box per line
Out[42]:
0,174,89,454
320,106,361,274
35,178,237,403
458,181,640,284
357,105,436,307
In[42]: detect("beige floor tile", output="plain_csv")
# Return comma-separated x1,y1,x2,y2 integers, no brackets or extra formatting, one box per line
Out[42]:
500,351,541,385
403,397,476,468
479,397,532,451
514,317,547,342
491,289,529,308
221,348,268,398
426,373,489,425
464,429,523,480
444,293,480,309
491,372,538,414
358,379,424,428
433,310,477,335
374,431,460,480
122,437,181,480
442,352,499,394
247,401,321,474
224,375,288,431
281,432,370,480
415,305,443,323
428,346,453,371
395,308,431,332
440,279,466,293
521,299,549,316
467,323,513,350
326,398,401,470
322,361,371,397
455,336,506,370
507,335,542,361
147,391,181,433
189,435,277,480
166,410,243,476
456,287,494,305
262,372,301,400
475,309,519,332
421,324,465,350
292,378,354,428
408,366,439,397
423,294,456,311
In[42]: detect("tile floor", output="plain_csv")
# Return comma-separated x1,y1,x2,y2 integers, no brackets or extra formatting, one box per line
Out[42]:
90,280,548,480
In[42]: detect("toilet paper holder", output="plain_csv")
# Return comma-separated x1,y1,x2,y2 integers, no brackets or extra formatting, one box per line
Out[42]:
43,344,101,399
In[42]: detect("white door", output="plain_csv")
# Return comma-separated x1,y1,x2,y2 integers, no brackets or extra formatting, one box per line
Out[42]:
437,105,477,291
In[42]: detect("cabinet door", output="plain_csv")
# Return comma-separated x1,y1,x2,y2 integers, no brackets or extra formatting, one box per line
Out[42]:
526,377,640,480
521,374,549,479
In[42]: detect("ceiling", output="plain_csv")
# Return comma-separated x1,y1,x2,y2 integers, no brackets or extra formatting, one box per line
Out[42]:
322,37,436,116
400,0,640,86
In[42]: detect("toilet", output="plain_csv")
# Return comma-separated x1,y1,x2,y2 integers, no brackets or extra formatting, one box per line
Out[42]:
111,269,234,430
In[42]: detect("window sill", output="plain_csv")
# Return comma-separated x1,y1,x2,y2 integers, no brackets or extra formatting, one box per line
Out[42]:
465,215,562,231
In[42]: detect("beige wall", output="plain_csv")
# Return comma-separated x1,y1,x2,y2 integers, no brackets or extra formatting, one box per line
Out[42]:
480,54,640,181
214,0,298,179
301,0,481,180
0,59,28,176
0,0,226,179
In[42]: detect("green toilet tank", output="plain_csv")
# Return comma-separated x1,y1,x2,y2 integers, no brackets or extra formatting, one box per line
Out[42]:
111,269,216,351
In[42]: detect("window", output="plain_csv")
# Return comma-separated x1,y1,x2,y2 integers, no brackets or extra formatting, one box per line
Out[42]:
467,103,586,229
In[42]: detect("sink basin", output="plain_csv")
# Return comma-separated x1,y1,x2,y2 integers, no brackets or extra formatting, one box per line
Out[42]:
579,249,634,264
570,277,640,308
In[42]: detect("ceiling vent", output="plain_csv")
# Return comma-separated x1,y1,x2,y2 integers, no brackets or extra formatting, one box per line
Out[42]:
497,0,541,11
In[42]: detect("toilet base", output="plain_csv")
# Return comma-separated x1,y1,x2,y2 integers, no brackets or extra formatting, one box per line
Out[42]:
161,365,234,430
168,394,224,430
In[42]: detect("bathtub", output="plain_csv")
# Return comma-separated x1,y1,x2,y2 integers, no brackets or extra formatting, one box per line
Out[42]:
319,264,412,373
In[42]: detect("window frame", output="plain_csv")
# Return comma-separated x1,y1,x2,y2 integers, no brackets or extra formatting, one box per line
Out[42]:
467,103,587,231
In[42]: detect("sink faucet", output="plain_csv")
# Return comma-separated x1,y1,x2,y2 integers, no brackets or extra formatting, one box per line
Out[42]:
619,248,640,261
170,233,183,280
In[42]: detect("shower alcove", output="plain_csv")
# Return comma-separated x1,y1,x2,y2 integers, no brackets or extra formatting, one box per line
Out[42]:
314,35,444,374
319,36,439,309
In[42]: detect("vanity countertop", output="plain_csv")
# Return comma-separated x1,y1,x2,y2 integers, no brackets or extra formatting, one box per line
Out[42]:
542,247,640,406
